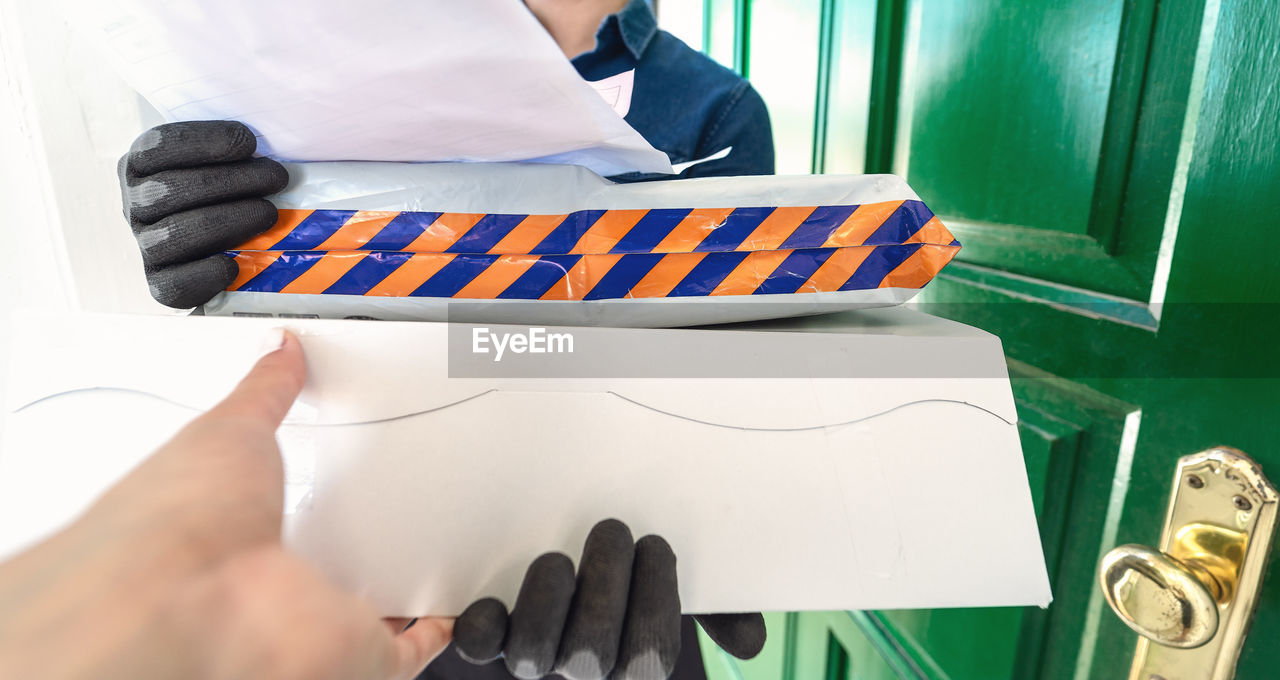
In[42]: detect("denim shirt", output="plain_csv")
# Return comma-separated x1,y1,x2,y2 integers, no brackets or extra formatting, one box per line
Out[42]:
572,0,775,182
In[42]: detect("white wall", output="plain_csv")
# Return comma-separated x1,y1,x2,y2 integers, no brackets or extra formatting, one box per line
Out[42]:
0,0,167,317
1,0,169,426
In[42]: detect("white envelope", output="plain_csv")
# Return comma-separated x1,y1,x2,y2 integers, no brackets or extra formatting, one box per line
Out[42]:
0,308,1051,615
59,0,673,177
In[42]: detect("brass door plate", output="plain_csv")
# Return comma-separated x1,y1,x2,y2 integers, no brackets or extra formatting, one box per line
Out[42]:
1130,447,1278,680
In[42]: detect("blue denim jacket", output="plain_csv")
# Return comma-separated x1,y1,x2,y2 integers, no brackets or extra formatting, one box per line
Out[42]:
572,0,775,182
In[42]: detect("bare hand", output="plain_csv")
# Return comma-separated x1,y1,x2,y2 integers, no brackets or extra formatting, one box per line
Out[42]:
0,330,452,680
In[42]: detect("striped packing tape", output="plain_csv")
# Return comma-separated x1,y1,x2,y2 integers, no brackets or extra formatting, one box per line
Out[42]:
226,242,960,300
234,200,953,255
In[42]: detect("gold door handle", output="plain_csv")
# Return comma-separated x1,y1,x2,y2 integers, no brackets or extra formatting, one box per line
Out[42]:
1096,447,1277,679
1100,540,1229,648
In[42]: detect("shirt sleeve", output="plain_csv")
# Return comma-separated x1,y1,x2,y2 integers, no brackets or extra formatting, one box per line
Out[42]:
682,82,776,179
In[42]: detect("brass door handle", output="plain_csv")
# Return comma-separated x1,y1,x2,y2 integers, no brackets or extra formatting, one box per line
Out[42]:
1100,542,1224,648
1096,447,1276,679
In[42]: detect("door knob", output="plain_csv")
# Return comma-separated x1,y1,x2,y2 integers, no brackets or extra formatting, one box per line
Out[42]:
1096,447,1276,679
1100,530,1241,648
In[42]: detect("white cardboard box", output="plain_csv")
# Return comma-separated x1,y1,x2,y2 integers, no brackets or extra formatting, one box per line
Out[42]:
0,308,1050,615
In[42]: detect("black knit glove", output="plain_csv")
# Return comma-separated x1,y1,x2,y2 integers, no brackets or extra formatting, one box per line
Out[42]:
454,519,766,680
118,120,288,308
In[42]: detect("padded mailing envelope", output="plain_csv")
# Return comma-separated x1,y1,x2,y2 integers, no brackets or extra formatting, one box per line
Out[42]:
202,162,960,327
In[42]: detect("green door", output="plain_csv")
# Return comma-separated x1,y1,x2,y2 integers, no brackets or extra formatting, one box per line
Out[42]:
673,0,1280,677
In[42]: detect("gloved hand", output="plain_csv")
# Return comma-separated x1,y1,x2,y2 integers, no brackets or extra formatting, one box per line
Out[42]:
118,120,289,308
453,519,766,680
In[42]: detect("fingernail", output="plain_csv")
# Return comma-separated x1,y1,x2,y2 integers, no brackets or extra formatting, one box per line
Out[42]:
259,327,287,357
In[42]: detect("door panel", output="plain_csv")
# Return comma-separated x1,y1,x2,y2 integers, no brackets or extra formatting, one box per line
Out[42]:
675,0,1280,677
902,1,1123,238
901,0,1195,307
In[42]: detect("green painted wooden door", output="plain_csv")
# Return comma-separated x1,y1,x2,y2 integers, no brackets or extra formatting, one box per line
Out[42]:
673,0,1280,677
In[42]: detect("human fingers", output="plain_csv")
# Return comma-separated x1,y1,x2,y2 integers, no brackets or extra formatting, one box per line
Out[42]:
136,196,278,309
145,254,240,309
135,199,278,269
124,157,288,225
610,535,681,680
202,328,306,430
119,121,287,227
117,121,288,309
384,617,416,634
554,519,635,680
123,120,260,177
692,613,767,660
168,550,447,680
503,552,576,678
454,598,509,664
383,617,455,680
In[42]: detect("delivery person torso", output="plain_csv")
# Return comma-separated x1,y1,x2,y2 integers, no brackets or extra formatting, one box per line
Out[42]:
418,2,774,679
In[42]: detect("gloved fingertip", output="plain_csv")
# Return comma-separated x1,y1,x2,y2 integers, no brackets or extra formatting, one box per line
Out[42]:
252,156,291,194
505,552,577,679
528,551,576,580
148,255,237,309
553,521,636,679
693,612,767,660
634,534,675,559
454,597,509,665
589,517,633,540
127,125,166,159
610,535,681,680
128,121,259,175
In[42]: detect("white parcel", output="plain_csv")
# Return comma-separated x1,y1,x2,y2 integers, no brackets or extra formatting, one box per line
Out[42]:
0,308,1051,615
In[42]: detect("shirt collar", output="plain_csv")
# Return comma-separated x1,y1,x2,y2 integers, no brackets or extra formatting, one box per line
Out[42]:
604,0,658,58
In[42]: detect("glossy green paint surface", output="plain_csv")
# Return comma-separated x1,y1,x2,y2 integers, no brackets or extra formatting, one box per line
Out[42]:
693,0,1280,677
902,0,1123,237
1103,1,1280,675
921,4,1280,675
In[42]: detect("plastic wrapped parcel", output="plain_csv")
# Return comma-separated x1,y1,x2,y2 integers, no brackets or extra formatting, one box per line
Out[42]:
202,162,960,327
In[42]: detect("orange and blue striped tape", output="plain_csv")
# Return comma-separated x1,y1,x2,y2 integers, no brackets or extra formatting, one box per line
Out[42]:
234,201,947,254
224,200,959,300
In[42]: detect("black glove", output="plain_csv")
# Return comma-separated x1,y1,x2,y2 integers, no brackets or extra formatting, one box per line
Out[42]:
453,519,766,680
118,120,289,308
